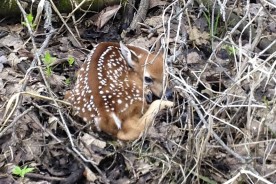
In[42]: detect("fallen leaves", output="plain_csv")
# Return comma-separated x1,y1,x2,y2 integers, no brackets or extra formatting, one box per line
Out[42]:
0,33,24,51
188,26,210,45
91,5,121,29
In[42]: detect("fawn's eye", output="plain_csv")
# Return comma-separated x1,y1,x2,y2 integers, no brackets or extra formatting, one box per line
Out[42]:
144,76,153,84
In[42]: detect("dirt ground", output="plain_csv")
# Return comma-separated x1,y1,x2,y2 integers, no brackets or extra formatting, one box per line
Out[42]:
0,0,276,183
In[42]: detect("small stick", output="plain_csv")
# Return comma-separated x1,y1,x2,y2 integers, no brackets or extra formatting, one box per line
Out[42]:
0,107,33,138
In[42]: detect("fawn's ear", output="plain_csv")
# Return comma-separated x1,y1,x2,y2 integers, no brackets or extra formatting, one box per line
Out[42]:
120,41,139,69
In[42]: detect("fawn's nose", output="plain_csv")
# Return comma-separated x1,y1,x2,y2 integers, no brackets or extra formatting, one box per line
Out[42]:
145,87,173,104
145,90,153,103
165,88,173,101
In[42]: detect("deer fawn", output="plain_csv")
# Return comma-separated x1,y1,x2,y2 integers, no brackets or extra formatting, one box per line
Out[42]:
65,42,173,140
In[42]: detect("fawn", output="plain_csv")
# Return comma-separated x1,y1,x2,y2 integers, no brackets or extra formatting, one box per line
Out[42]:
65,42,173,140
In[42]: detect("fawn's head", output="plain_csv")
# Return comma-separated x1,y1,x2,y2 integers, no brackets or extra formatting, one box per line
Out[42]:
119,42,165,99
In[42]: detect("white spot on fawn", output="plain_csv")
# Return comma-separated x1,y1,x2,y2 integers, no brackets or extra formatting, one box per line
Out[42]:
111,113,121,129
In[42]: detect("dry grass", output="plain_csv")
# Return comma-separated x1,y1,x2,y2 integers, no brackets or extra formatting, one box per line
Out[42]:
0,0,275,183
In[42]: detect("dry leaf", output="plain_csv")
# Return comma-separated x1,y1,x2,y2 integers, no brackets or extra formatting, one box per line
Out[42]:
0,55,7,72
186,51,201,64
0,55,7,64
144,15,167,28
7,53,20,68
84,166,97,182
48,116,58,131
81,133,106,149
188,26,209,45
48,73,66,87
136,159,153,175
3,93,20,123
149,0,168,9
128,36,156,49
0,79,5,95
94,5,121,29
7,24,24,34
0,34,23,50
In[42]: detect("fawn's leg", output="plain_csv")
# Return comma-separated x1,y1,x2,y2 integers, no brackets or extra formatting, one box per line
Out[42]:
117,100,173,141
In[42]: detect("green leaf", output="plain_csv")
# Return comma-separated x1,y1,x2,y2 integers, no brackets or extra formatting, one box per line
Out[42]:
68,56,75,66
65,78,71,85
12,165,34,178
223,45,236,56
22,14,36,29
22,167,34,176
26,14,34,23
46,66,52,76
22,22,27,27
262,96,269,108
12,166,22,175
43,51,56,66
44,51,51,64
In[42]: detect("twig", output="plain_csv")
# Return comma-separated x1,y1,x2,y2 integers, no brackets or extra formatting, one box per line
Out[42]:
128,0,149,33
15,0,55,93
56,0,91,35
146,0,193,38
48,0,82,47
25,173,66,182
224,169,273,184
169,74,247,162
0,107,33,138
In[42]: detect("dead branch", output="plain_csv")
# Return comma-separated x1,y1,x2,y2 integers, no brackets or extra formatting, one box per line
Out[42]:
127,0,149,34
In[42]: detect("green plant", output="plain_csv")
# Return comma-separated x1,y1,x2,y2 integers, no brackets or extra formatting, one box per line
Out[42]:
203,10,220,37
223,45,237,56
45,66,52,76
12,165,34,178
65,78,71,85
22,14,36,29
262,96,269,109
121,0,128,7
42,51,56,76
68,56,75,66
43,51,56,65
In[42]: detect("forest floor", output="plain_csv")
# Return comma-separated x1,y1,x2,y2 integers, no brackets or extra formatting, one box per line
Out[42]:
0,0,276,183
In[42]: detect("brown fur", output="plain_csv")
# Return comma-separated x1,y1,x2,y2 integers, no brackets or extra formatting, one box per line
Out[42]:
65,42,173,141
